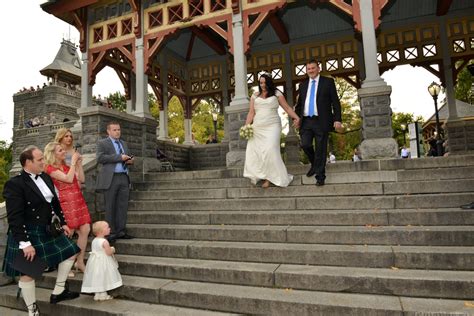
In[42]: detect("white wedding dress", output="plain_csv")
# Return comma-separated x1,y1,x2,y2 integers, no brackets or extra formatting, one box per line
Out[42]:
243,91,293,187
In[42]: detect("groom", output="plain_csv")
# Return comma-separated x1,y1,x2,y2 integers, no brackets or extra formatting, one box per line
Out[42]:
295,59,342,186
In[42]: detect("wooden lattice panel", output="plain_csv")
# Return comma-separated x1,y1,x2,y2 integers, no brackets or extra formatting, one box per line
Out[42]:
290,37,359,79
447,16,474,58
376,23,441,69
189,63,222,96
144,0,232,35
89,13,136,49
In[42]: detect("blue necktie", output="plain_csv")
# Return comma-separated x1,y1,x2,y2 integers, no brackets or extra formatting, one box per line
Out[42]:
115,140,127,170
308,79,316,117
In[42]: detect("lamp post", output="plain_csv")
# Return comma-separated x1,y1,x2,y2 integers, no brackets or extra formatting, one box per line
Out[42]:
212,112,218,142
427,82,444,156
400,123,407,146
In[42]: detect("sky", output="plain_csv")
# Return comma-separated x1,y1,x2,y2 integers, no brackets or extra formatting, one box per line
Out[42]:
0,1,442,143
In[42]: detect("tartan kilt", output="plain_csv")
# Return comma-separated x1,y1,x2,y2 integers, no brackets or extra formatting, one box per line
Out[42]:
2,225,80,278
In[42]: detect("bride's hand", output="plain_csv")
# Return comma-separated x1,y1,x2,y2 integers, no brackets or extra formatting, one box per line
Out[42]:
292,117,300,129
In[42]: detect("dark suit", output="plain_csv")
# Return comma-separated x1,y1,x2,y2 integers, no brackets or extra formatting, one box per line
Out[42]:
4,171,66,244
295,76,342,182
96,137,131,238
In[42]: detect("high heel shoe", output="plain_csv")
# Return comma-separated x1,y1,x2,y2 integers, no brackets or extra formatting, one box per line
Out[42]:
262,180,270,188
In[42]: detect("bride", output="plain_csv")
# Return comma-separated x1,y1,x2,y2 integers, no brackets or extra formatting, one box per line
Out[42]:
243,73,300,188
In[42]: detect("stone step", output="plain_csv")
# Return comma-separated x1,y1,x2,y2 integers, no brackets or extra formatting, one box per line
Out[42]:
131,178,474,199
0,285,236,316
126,208,474,226
397,166,474,181
114,239,474,270
159,280,474,315
142,155,474,182
125,224,474,246
38,274,472,315
129,193,474,211
44,255,474,300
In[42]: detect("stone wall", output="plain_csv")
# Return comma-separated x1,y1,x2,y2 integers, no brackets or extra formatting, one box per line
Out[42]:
75,106,160,214
11,121,77,167
13,85,80,129
446,120,474,154
157,140,228,170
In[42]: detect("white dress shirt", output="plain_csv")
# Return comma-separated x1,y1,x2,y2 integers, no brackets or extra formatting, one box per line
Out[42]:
304,75,320,116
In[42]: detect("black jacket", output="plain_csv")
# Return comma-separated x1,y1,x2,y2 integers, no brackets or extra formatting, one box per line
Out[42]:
3,170,66,243
295,76,342,132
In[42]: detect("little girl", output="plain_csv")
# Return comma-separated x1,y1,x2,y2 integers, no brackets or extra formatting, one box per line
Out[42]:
81,221,123,301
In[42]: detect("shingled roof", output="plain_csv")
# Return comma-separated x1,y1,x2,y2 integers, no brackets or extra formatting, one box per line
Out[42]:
40,39,81,84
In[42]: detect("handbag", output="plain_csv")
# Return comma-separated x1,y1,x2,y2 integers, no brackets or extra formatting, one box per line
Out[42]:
46,214,63,238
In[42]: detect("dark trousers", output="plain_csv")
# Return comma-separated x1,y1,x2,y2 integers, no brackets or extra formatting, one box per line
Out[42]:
300,116,329,181
104,173,130,237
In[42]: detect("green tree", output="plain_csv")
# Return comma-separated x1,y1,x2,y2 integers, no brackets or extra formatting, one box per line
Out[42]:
107,91,127,112
327,78,362,160
391,112,423,148
0,141,13,202
455,60,473,103
191,99,224,144
167,96,185,143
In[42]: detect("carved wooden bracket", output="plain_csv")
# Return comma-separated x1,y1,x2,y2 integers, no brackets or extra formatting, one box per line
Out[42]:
71,8,87,52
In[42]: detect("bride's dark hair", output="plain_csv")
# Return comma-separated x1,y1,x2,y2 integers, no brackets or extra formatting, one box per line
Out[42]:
258,73,277,98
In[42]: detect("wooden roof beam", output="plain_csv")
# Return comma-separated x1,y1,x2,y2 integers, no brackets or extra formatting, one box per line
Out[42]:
191,26,226,56
41,0,98,15
268,12,289,44
186,33,196,61
436,0,453,16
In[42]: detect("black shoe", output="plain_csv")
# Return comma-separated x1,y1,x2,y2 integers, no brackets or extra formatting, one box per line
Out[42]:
44,266,56,273
28,302,40,316
121,234,134,239
306,167,315,177
315,180,325,186
460,202,474,209
50,288,80,304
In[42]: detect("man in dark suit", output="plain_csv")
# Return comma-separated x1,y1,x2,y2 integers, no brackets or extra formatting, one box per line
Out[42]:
295,60,342,186
96,121,134,241
3,146,80,316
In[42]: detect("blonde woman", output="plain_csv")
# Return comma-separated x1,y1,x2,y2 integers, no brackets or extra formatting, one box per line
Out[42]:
54,128,75,166
44,142,91,273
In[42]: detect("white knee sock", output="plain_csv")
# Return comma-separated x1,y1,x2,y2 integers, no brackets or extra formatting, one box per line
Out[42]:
53,258,75,294
18,280,36,313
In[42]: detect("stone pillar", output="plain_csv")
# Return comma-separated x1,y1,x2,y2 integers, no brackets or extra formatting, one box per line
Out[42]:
80,52,93,108
226,11,250,167
439,19,458,121
221,58,230,143
126,75,136,114
358,86,398,158
158,53,170,140
357,0,398,158
438,18,471,154
183,118,193,145
134,37,153,119
359,0,386,88
283,46,300,165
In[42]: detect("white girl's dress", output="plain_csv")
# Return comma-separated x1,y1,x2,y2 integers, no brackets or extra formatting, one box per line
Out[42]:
243,91,293,187
81,237,123,293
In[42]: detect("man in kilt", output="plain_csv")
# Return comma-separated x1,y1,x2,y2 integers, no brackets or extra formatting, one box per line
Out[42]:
2,146,81,315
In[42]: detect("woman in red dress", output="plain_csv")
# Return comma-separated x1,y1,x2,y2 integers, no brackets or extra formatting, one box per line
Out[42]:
44,142,91,272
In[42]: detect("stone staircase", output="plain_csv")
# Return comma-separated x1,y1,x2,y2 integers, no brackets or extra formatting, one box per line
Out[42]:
1,155,474,315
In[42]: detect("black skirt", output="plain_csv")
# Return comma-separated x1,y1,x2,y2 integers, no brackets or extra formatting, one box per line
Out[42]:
2,225,80,278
